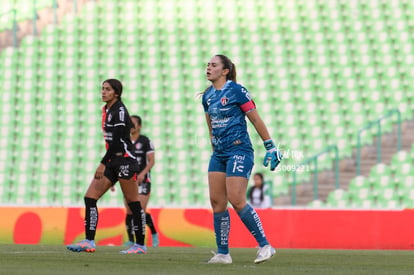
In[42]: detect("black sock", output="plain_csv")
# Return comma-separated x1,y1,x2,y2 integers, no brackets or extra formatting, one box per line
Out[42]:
146,212,157,234
125,214,134,242
128,201,146,245
84,197,98,241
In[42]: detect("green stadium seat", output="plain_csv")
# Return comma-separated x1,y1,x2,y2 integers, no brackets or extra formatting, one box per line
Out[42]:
375,187,398,206
391,151,412,175
347,176,369,204
308,199,324,208
369,163,392,177
348,176,367,190
401,188,414,208
326,189,349,208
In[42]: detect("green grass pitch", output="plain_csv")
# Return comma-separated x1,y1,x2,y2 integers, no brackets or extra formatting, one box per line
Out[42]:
1,245,414,275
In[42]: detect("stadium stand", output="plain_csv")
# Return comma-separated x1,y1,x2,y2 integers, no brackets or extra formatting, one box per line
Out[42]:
0,0,413,207
323,147,414,208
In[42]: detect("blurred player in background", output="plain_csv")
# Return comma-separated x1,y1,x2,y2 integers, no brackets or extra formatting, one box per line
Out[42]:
201,54,282,264
247,172,272,208
123,115,159,247
66,79,147,254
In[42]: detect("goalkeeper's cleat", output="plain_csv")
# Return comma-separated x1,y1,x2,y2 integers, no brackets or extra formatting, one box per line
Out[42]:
123,240,134,247
254,245,276,264
120,244,147,254
152,233,159,247
207,251,232,264
66,239,96,253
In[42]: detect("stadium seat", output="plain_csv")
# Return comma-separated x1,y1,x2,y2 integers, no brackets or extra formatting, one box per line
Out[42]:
326,189,349,208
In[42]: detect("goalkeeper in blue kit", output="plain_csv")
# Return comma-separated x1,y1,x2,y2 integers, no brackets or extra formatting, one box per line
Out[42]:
201,54,282,264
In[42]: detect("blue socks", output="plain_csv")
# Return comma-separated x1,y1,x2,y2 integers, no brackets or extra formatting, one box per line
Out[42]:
237,204,269,247
213,205,269,253
213,210,230,254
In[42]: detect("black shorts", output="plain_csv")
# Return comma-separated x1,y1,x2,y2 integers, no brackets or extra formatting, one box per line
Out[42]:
139,182,151,195
104,157,139,185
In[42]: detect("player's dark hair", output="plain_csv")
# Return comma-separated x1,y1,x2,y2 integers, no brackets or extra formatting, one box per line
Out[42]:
131,115,142,126
247,172,265,203
255,172,264,186
103,79,123,100
216,54,237,82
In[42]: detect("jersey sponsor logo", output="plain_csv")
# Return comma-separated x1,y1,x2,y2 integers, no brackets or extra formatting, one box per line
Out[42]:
221,96,229,106
210,116,230,128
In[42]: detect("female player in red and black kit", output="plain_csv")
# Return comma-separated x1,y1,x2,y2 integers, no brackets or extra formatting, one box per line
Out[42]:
66,79,147,254
124,115,159,247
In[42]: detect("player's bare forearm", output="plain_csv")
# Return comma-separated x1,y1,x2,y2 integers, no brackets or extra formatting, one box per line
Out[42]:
205,113,214,150
140,153,155,175
247,109,271,141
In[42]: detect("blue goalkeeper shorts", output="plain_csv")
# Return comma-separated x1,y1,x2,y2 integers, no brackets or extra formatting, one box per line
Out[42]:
208,150,254,179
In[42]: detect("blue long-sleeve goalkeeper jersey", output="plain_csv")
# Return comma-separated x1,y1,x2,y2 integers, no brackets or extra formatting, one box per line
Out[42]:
202,80,256,154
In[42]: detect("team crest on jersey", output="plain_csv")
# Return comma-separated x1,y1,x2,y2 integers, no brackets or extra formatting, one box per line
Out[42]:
221,96,229,106
135,142,142,149
108,114,112,122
